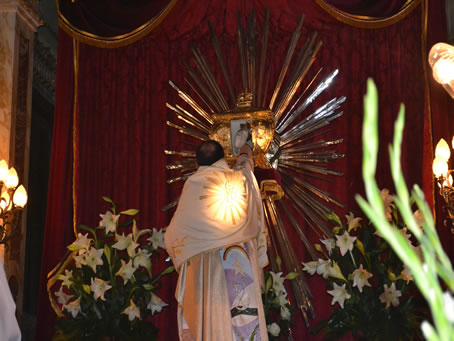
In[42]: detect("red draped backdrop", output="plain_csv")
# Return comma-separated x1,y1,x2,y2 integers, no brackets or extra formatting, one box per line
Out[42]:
36,0,454,340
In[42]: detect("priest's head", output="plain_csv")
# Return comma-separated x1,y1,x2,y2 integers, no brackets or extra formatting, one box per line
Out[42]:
196,140,224,166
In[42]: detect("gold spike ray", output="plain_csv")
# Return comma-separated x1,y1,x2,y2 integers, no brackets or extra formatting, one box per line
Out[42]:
166,103,211,134
167,121,208,141
208,21,236,107
246,10,257,105
164,150,196,158
264,197,314,325
277,199,318,260
191,47,229,111
237,11,248,91
182,60,221,113
169,80,214,124
274,37,322,122
280,169,344,208
269,14,305,111
277,69,340,133
257,9,270,108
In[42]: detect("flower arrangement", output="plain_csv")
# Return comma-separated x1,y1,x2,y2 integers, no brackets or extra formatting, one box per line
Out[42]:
262,257,298,340
52,197,174,341
303,190,425,340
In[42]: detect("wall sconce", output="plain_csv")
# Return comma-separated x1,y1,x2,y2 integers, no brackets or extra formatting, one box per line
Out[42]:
428,42,454,99
432,138,454,233
0,160,28,247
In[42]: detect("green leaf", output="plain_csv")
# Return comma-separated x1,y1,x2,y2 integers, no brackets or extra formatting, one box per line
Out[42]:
78,224,97,239
102,196,114,204
332,226,342,235
67,244,80,252
265,275,272,293
104,245,111,266
284,272,299,280
160,265,175,276
314,244,323,253
82,284,91,294
119,209,139,216
143,283,154,291
276,256,282,272
355,239,366,257
326,212,343,227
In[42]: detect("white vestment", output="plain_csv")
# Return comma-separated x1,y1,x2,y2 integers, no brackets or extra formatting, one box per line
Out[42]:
0,259,21,341
165,156,268,341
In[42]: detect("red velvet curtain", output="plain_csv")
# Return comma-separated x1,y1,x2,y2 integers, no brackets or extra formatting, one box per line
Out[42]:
37,0,453,340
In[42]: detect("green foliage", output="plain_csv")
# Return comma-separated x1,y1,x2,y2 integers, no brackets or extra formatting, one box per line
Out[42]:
356,79,454,341
261,263,297,340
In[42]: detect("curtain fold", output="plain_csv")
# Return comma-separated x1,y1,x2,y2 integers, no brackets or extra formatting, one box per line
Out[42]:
37,0,452,340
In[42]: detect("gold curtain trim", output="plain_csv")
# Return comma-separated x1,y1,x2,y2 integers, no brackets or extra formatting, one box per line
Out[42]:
314,0,421,29
47,250,78,317
57,0,179,48
420,0,435,217
72,38,79,237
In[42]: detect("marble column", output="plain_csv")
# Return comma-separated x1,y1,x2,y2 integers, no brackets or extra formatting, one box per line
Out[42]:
0,0,41,318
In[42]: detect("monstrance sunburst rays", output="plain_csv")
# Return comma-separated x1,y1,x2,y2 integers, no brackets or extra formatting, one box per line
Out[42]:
163,9,345,326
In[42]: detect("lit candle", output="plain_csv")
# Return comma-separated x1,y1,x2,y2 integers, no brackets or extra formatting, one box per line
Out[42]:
13,185,27,208
435,138,451,161
433,156,449,177
5,167,18,189
0,160,8,183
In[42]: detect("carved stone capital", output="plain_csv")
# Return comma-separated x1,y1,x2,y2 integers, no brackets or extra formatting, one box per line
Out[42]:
0,0,43,31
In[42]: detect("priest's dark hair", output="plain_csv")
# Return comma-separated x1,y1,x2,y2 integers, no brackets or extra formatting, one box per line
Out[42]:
196,140,224,166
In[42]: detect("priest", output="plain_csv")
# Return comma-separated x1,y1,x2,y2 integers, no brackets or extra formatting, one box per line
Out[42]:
165,129,268,341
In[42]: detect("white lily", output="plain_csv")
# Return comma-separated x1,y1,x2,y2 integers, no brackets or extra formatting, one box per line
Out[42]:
379,282,402,309
133,248,151,270
302,261,318,275
116,259,136,284
276,291,288,307
398,264,413,284
327,282,351,309
63,297,81,318
443,291,454,323
320,238,336,255
99,211,120,234
270,271,285,294
74,250,87,268
59,269,73,288
267,323,280,337
122,299,141,321
335,231,357,256
147,228,165,250
346,212,362,232
316,259,331,279
280,306,291,320
68,233,92,251
413,209,425,233
400,227,413,245
352,264,373,292
55,286,73,305
90,277,112,301
380,188,394,221
148,292,168,315
84,247,104,272
113,233,139,257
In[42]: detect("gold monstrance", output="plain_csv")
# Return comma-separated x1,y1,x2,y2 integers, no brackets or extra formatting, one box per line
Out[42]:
165,10,345,326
